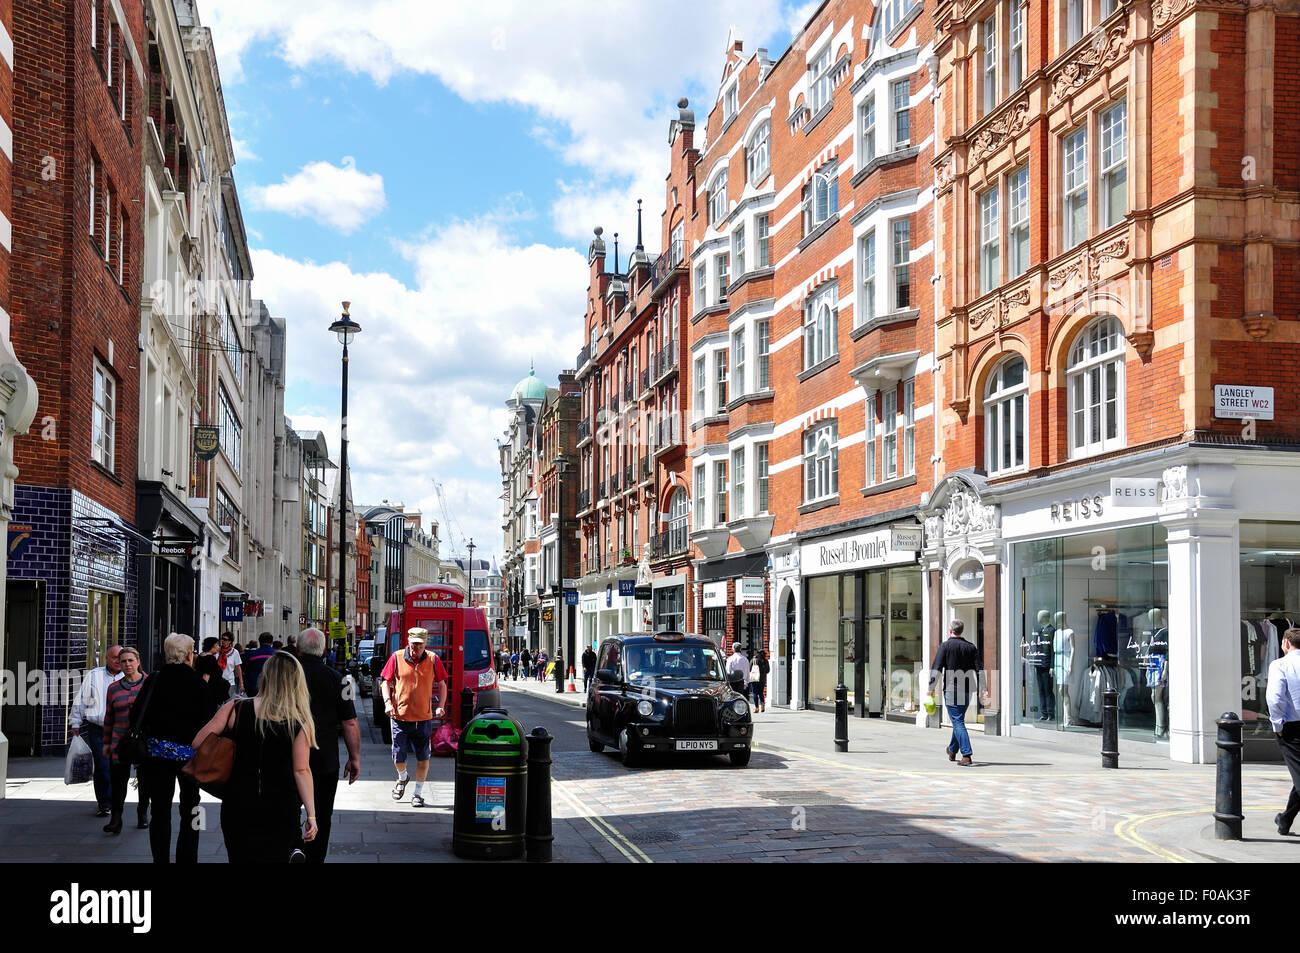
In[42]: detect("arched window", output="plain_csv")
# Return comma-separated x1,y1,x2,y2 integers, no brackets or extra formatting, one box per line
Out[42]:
1067,315,1125,457
803,284,837,369
668,487,688,554
803,421,839,502
802,165,838,233
709,168,728,225
984,355,1028,475
747,120,771,182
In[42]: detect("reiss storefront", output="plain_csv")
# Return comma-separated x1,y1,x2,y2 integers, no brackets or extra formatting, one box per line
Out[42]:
982,447,1300,764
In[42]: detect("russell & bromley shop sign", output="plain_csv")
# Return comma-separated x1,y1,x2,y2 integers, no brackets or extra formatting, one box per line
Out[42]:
800,527,916,575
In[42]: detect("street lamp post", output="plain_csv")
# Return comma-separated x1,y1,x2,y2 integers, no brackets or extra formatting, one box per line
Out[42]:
329,303,361,668
553,454,571,674
466,537,475,606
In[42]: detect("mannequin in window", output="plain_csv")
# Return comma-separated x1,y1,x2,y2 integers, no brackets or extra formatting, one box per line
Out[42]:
1054,611,1086,726
1143,608,1169,739
1023,609,1055,721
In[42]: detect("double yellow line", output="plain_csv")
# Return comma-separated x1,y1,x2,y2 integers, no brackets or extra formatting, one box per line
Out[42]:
1115,804,1280,863
552,781,653,863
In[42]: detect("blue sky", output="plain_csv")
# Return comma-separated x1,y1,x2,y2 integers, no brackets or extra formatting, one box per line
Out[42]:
203,0,818,563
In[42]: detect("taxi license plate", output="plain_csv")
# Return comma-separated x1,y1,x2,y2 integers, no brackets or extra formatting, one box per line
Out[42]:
675,739,718,751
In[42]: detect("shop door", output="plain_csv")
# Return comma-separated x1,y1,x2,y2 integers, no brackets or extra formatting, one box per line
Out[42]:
942,603,985,727
783,592,795,708
3,580,44,756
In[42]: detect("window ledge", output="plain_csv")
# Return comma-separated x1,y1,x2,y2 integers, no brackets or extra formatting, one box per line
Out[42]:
850,147,921,188
804,101,834,136
690,413,730,433
692,303,731,325
720,113,737,136
797,354,841,383
850,309,921,340
798,495,840,515
886,2,925,44
726,390,775,412
861,473,916,498
797,212,840,253
90,459,123,486
728,267,775,295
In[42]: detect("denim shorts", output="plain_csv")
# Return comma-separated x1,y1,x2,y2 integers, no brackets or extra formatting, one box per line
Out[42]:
392,719,434,762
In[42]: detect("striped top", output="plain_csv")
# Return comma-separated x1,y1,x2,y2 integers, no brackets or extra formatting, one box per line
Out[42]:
103,674,147,763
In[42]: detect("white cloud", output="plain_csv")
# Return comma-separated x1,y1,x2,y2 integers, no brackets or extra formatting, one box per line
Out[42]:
785,0,822,38
252,213,588,562
248,156,386,233
232,136,259,162
203,0,787,240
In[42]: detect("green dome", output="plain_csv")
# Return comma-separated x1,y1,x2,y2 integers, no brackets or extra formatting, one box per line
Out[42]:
510,363,547,402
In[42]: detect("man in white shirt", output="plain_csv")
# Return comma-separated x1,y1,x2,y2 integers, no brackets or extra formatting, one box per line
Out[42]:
69,645,123,817
1265,627,1300,835
726,644,750,697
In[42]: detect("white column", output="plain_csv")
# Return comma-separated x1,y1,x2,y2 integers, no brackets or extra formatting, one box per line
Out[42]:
1160,463,1240,764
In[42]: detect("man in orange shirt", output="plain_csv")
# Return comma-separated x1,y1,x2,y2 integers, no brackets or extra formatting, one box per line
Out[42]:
380,628,448,809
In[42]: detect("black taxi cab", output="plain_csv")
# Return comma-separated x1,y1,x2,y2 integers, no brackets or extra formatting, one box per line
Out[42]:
585,632,753,767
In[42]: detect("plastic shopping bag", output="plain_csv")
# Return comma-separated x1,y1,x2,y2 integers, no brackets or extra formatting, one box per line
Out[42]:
432,723,460,757
64,735,94,785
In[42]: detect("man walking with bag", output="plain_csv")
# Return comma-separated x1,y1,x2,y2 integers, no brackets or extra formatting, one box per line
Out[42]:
1267,627,1300,834
297,628,361,860
69,644,122,817
381,628,447,809
927,620,985,766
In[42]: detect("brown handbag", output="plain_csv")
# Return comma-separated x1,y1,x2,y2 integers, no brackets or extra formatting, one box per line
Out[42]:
181,699,242,799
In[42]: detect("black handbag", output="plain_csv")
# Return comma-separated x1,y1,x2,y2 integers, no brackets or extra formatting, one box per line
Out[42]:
116,677,156,766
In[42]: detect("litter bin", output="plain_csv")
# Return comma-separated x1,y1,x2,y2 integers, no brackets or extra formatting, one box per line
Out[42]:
452,709,527,859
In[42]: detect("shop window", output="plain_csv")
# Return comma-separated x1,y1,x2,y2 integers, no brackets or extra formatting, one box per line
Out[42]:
1067,315,1125,458
985,355,1028,475
1239,522,1300,751
1013,525,1168,740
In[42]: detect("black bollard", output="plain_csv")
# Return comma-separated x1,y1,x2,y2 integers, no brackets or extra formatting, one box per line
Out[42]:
1101,689,1119,768
834,682,849,752
459,686,474,729
525,726,554,862
554,658,565,694
1214,712,1244,840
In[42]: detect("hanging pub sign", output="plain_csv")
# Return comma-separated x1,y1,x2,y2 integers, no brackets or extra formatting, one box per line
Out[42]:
541,607,555,623
193,425,220,461
618,579,636,597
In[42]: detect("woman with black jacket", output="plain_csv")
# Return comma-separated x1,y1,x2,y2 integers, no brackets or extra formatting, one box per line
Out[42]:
135,633,216,863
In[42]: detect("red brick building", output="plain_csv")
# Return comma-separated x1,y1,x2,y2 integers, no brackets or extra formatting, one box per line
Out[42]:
926,0,1300,762
575,101,697,644
687,2,939,715
6,0,146,754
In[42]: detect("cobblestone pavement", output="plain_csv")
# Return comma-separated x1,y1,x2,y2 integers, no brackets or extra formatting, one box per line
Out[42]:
3,678,1295,863
498,677,1299,863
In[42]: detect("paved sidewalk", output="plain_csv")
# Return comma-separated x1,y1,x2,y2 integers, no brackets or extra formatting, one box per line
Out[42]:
499,677,1299,862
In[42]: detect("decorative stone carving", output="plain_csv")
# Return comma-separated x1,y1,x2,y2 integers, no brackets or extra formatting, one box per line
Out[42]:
935,154,956,191
1161,466,1188,501
1151,0,1193,29
970,99,1030,164
969,286,1032,331
1242,314,1274,340
1126,329,1155,360
1048,23,1132,107
923,514,944,545
1049,237,1130,289
940,488,1000,537
949,396,970,420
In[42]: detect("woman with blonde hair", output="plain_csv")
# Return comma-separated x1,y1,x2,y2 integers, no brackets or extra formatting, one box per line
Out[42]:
193,650,318,863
